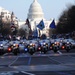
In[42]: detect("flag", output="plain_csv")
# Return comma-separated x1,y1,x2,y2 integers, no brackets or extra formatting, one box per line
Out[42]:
33,29,38,38
49,19,56,28
25,18,32,36
25,18,31,28
37,20,45,30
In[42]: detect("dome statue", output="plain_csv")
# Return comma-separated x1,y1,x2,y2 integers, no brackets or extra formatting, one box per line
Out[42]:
27,0,44,21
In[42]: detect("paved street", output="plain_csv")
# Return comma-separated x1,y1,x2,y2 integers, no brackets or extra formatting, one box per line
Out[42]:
0,49,75,75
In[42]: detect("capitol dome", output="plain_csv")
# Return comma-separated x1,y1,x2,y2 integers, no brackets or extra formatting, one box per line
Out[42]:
27,0,44,21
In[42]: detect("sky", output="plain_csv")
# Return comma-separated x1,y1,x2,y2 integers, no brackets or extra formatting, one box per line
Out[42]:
0,0,74,21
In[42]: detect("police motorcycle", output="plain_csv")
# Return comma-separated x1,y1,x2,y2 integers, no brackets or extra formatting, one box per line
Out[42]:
7,41,13,53
64,39,72,52
22,39,29,53
0,40,9,55
50,39,55,50
61,39,72,52
12,43,19,55
70,40,75,49
19,39,25,52
0,42,4,55
37,43,42,52
0,37,4,55
27,40,38,55
60,39,66,50
7,40,19,55
50,39,60,53
39,40,49,54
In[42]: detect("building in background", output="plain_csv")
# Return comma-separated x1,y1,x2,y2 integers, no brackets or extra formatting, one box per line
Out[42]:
0,0,58,37
25,0,57,37
0,7,18,26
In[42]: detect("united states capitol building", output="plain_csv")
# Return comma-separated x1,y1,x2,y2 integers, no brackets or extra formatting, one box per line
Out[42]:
19,0,58,37
0,0,58,37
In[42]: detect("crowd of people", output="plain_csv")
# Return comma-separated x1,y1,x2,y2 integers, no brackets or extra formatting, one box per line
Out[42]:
0,31,75,41
51,31,75,40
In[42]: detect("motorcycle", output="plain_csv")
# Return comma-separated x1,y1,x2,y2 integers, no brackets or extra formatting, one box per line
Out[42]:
7,44,13,53
65,42,72,52
37,43,42,52
23,42,28,53
41,43,48,54
27,43,36,55
12,44,19,55
52,42,60,53
0,44,4,55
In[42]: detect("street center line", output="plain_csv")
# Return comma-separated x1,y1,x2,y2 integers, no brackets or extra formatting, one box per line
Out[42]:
8,56,19,66
28,57,31,65
48,56,63,64
57,50,62,55
21,71,35,75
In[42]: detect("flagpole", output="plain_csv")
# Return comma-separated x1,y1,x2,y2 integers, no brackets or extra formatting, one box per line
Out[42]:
38,29,41,37
35,21,38,38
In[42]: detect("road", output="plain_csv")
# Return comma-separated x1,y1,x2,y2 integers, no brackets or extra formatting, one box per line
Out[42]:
0,49,75,75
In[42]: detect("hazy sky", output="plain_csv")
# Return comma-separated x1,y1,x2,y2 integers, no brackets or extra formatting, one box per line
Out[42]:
0,0,74,20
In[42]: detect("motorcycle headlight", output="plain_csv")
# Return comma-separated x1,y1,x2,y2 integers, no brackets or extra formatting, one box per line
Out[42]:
30,43,32,46
0,44,3,46
52,44,54,46
60,40,62,42
24,48,28,51
23,42,25,44
54,42,57,44
13,44,16,46
43,43,46,45
17,37,20,40
67,42,69,44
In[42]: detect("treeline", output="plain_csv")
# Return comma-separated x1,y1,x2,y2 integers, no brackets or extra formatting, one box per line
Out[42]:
0,20,25,36
56,4,75,34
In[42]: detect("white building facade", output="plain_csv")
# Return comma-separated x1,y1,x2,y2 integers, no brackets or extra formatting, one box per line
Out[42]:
0,0,58,37
0,7,18,26
27,0,54,37
18,0,58,37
